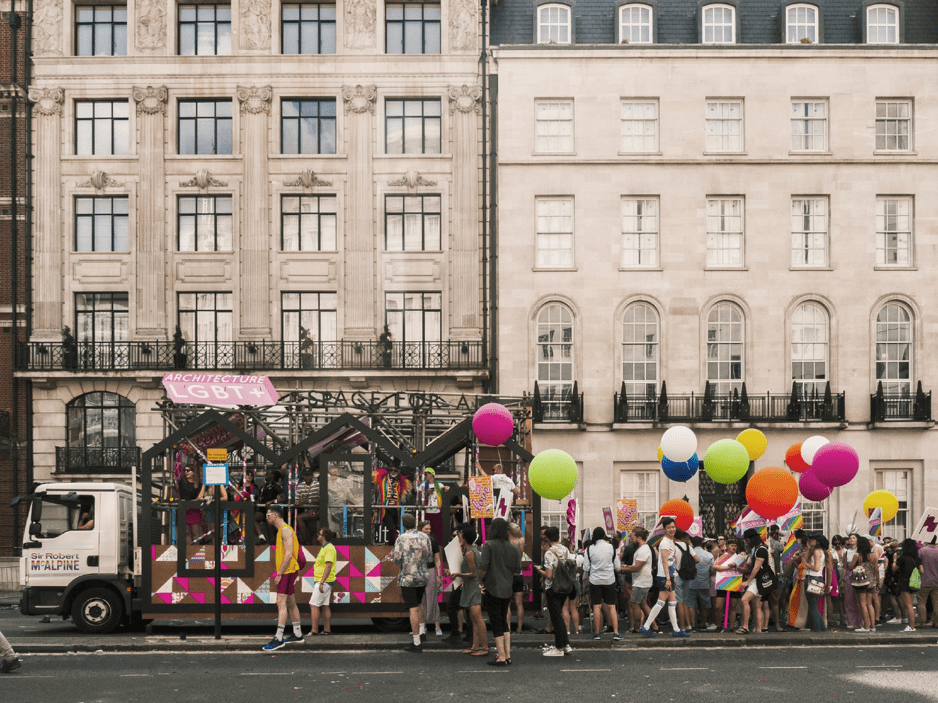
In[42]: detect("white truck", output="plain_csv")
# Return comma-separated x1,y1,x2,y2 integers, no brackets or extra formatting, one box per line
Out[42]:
17,482,138,634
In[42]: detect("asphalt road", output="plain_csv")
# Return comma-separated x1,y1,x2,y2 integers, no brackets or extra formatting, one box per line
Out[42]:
2,645,937,703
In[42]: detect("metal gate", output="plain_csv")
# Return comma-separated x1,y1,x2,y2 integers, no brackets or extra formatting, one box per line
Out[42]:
697,463,751,538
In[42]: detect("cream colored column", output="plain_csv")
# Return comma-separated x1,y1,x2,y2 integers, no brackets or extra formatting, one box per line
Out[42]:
237,87,273,338
132,86,169,337
27,87,64,341
447,85,483,338
341,85,377,340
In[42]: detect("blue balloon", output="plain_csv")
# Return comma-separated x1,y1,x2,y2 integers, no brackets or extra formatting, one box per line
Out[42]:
662,453,699,483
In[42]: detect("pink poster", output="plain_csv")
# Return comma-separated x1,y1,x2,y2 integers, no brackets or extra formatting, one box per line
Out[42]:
603,507,615,534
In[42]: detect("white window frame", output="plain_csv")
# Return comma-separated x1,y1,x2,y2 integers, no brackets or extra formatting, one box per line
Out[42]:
619,4,652,44
536,303,575,421
537,4,571,44
800,500,827,534
875,303,912,397
875,100,912,152
875,469,910,540
702,4,735,44
535,100,574,153
875,196,912,267
619,470,660,530
705,100,743,152
706,302,744,395
790,197,828,267
621,303,659,399
791,302,829,396
786,4,818,43
706,197,744,267
535,197,574,269
540,490,576,532
790,100,827,152
620,197,658,267
867,4,898,44
620,100,658,153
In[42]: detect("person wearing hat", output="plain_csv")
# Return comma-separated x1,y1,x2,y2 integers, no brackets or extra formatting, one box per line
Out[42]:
419,467,445,543
373,458,413,544
295,461,320,545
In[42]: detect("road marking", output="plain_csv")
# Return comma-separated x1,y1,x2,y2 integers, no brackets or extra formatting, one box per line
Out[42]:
856,665,903,668
759,666,807,669
661,667,710,671
458,670,508,673
120,674,151,677
350,672,404,675
562,669,612,672
241,672,296,676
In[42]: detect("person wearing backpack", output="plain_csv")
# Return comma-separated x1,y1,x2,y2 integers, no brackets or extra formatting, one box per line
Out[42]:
674,529,699,632
583,527,623,641
640,517,690,638
534,526,575,656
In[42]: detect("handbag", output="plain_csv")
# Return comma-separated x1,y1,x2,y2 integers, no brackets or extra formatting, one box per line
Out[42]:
909,566,922,591
806,575,825,595
851,564,872,588
756,565,778,595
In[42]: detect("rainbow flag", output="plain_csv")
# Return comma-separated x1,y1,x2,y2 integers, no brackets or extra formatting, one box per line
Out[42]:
869,507,883,537
781,533,799,562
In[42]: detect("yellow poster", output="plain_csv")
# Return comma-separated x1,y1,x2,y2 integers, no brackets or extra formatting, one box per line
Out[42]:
468,475,494,519
616,499,639,533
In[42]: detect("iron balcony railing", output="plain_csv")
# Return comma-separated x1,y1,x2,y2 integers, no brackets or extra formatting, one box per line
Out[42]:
55,446,141,474
17,340,485,372
870,381,931,422
614,381,846,423
532,381,584,423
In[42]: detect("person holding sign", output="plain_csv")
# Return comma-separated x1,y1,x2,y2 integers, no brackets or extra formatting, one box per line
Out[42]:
639,517,690,638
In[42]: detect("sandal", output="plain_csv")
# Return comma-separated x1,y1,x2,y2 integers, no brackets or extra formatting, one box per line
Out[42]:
471,648,490,656
735,627,750,635
462,648,481,655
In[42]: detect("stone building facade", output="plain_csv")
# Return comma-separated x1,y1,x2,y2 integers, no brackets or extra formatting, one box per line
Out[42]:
490,0,938,538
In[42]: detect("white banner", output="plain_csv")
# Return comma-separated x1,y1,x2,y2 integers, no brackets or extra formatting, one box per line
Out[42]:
910,507,938,545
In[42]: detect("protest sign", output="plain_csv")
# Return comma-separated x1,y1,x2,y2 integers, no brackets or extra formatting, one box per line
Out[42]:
616,499,639,533
715,552,746,591
468,475,493,519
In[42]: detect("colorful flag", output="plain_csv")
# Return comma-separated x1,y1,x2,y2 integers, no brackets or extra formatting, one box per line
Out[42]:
776,502,804,532
869,507,883,537
781,533,799,562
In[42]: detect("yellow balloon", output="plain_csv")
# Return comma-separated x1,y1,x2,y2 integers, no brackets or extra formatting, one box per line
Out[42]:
864,489,900,523
657,445,664,462
736,428,767,462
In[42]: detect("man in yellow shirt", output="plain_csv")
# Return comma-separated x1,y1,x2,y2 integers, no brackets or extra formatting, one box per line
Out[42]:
263,505,303,652
310,528,337,635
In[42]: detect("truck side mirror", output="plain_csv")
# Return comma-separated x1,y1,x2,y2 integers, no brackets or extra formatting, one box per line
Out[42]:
31,497,42,523
28,522,41,536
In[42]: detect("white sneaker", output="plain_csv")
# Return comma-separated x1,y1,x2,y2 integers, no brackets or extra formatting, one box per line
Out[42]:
543,646,565,657
705,624,718,631
856,627,869,633
563,644,574,654
886,618,902,625
903,626,916,632
435,627,443,636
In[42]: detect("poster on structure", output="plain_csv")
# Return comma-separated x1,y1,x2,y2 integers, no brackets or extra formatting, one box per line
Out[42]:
468,475,494,519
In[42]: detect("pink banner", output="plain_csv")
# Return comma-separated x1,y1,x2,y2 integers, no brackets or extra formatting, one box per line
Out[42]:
162,373,279,406
603,507,615,534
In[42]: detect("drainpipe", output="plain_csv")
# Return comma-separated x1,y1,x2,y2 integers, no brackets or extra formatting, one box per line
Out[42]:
480,0,488,390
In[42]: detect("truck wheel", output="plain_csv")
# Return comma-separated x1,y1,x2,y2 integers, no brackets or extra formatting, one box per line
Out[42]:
72,588,124,634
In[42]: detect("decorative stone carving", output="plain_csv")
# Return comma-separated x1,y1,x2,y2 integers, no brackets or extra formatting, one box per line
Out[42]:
79,171,124,190
344,0,376,50
449,0,478,52
33,0,63,56
240,0,272,50
180,170,228,189
28,87,64,116
388,170,437,189
135,0,167,50
132,86,169,115
284,169,333,188
237,86,273,114
342,85,377,115
449,85,483,114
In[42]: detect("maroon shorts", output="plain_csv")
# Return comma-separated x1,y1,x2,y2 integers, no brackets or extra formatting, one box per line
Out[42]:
276,571,298,596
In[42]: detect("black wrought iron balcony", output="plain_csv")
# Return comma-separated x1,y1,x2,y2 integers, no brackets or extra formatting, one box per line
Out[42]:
55,446,141,474
17,340,485,372
614,381,846,423
532,381,584,423
870,381,931,422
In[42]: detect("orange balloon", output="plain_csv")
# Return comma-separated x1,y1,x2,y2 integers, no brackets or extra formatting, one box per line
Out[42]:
746,467,799,520
785,443,810,473
658,499,694,532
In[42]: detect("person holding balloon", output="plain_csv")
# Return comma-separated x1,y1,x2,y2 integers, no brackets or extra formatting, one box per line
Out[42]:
639,517,690,639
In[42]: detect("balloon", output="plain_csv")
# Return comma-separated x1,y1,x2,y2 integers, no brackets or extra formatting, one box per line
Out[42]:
528,449,579,501
657,446,664,462
736,428,767,462
703,439,750,484
799,468,833,502
472,403,514,446
746,467,799,520
785,443,810,473
864,489,899,523
659,499,694,532
811,442,859,488
661,426,697,463
662,453,699,483
801,435,829,466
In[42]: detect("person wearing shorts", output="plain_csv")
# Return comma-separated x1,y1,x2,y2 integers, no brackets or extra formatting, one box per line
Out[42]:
392,513,433,652
640,518,689,638
583,527,622,640
310,528,337,635
623,527,654,633
263,505,303,652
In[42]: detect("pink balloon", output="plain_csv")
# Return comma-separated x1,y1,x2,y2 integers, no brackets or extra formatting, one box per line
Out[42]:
811,442,859,488
472,403,514,446
799,468,833,502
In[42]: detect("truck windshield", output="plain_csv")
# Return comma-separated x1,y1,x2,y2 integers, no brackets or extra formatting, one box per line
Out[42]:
32,495,95,538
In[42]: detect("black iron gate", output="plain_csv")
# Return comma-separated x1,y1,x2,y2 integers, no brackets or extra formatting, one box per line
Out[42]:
697,461,752,537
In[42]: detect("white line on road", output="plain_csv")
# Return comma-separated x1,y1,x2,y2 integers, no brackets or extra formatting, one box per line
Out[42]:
120,674,152,677
661,667,710,671
348,672,405,675
856,665,903,668
457,670,508,673
240,672,296,676
561,669,612,672
759,666,808,669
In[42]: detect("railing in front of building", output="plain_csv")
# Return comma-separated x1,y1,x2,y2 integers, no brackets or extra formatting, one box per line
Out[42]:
614,381,846,423
870,381,932,422
16,340,485,372
532,381,584,423
55,446,141,474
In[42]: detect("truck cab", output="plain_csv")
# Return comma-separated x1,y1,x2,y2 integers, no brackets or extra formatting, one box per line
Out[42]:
19,482,136,634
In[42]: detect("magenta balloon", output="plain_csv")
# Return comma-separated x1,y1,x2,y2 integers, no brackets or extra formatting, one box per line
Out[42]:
811,442,859,488
472,403,514,446
799,468,833,502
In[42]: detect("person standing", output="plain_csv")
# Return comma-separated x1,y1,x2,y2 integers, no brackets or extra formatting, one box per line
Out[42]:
688,535,714,630
479,518,522,666
255,469,286,544
490,463,521,509
621,526,653,634
892,538,922,632
533,526,574,657
640,517,689,638
392,513,432,653
309,527,336,636
444,522,471,642
418,468,444,543
583,526,623,641
0,628,21,674
418,520,443,638
739,528,769,634
448,527,488,656
849,535,879,632
802,534,828,633
374,460,413,544
508,522,526,634
295,466,320,545
262,505,304,651
917,539,938,628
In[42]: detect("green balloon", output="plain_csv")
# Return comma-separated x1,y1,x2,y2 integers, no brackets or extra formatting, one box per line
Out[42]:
529,449,579,500
703,439,750,484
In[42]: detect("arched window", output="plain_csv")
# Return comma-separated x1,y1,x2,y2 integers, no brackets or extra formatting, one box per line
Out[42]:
786,4,818,43
702,4,735,44
875,303,911,396
537,4,571,44
64,392,136,473
706,303,743,395
619,4,652,44
791,302,829,395
536,303,574,419
622,303,659,398
867,4,898,44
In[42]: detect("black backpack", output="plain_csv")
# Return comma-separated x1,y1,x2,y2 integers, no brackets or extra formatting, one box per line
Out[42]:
549,546,578,593
677,543,697,581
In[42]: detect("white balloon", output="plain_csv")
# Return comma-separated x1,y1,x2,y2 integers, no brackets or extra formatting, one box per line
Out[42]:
661,425,697,463
801,435,829,466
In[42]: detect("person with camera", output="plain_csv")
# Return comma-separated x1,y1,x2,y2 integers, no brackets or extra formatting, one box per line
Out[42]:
533,526,574,657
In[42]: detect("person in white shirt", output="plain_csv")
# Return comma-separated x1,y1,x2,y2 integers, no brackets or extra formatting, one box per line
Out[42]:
640,517,689,638
583,527,623,641
620,526,653,634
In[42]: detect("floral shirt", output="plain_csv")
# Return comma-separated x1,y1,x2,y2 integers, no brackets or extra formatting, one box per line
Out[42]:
392,529,432,588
